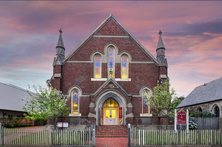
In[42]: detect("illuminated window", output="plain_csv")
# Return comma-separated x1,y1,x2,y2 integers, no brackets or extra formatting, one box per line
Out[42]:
72,90,79,114
94,55,102,79
108,47,115,78
121,55,128,79
103,98,119,107
142,90,150,113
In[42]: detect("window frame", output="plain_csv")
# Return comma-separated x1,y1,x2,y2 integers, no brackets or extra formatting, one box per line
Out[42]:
142,89,151,114
94,54,102,79
71,89,80,115
121,55,129,79
107,46,115,78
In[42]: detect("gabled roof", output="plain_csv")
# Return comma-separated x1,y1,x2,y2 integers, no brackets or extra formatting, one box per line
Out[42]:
63,14,160,66
0,82,32,112
92,77,131,97
178,77,222,108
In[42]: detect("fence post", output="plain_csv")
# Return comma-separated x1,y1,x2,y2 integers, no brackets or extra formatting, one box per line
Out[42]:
51,130,53,145
91,125,95,147
128,123,131,147
178,124,181,145
1,126,4,145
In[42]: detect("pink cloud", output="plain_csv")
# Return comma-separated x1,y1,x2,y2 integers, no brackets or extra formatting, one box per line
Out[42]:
42,54,55,58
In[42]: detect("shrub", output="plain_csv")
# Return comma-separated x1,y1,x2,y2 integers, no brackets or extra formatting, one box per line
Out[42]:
189,120,197,130
189,111,215,117
34,119,47,126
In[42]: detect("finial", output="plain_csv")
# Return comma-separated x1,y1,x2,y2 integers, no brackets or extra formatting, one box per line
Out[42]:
159,30,162,35
110,13,113,17
59,28,63,34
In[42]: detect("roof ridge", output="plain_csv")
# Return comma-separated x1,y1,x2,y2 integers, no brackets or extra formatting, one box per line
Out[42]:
0,82,32,93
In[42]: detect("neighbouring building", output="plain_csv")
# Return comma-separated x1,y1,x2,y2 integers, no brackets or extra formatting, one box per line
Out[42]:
50,14,169,126
0,82,28,118
178,77,222,118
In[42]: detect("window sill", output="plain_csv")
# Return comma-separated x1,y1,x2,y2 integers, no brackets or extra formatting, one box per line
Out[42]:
140,113,152,117
91,78,131,81
69,113,81,117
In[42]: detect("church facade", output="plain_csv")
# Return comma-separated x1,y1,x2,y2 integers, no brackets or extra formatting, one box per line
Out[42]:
50,14,168,126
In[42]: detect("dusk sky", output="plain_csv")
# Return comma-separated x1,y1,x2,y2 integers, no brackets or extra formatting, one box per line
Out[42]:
0,1,222,97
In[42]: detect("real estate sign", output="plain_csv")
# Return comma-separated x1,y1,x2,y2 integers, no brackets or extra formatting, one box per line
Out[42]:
177,109,186,124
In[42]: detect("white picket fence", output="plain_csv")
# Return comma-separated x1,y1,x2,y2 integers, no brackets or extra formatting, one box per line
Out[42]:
0,126,95,146
130,127,222,145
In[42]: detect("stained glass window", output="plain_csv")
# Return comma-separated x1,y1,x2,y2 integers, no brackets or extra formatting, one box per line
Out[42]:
72,90,79,114
103,98,119,107
94,55,101,78
143,90,150,113
121,55,128,79
108,47,115,78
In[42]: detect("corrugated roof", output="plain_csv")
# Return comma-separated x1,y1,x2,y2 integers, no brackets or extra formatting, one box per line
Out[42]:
178,77,222,107
0,82,31,112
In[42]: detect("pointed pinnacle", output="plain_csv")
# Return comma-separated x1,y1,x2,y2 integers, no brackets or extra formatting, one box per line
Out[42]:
59,28,63,34
159,30,162,35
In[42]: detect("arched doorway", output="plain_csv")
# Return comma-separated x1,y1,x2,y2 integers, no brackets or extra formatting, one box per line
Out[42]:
102,98,119,125
95,91,127,126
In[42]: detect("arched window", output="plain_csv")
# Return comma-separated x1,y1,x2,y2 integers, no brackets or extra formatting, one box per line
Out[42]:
142,90,150,114
94,54,102,79
103,98,119,107
214,106,220,117
197,107,202,112
71,90,79,114
121,55,128,79
108,47,115,78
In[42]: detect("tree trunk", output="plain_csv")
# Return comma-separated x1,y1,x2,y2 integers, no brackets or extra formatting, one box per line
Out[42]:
166,116,169,130
54,117,56,130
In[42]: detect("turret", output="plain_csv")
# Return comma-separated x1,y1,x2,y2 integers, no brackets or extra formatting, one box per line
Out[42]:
53,29,65,66
156,30,168,67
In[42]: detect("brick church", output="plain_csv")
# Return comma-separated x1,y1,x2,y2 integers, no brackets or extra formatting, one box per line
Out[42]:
50,14,168,126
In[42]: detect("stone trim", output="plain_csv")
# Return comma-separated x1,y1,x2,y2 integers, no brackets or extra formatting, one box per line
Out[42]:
89,102,95,108
91,78,131,81
93,35,129,38
127,102,133,108
54,73,62,78
140,113,152,117
69,113,81,116
88,112,96,118
126,113,134,118
159,74,167,79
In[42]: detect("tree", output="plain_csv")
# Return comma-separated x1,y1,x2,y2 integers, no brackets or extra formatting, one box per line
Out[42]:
22,86,69,129
148,79,180,129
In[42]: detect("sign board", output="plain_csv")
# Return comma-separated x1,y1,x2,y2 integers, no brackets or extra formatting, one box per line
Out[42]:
57,122,69,128
57,122,62,128
177,109,186,124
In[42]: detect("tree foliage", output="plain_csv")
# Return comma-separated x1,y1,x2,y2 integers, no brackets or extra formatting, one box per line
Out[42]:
22,86,69,128
148,80,180,129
